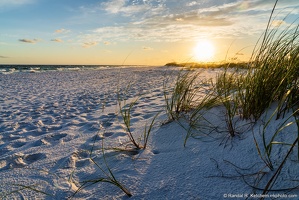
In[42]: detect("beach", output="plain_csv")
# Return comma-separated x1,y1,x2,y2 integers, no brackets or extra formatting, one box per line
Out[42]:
0,66,298,199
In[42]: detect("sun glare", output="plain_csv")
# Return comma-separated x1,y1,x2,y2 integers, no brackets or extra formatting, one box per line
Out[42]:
193,40,215,62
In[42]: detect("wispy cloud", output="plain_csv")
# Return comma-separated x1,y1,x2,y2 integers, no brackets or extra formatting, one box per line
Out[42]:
55,28,70,34
101,0,151,16
0,0,35,7
271,20,286,27
142,46,153,51
101,0,125,14
51,38,63,43
103,41,111,45
0,0,36,12
81,1,241,43
18,38,39,43
82,41,98,48
0,55,9,58
186,1,201,7
79,0,299,44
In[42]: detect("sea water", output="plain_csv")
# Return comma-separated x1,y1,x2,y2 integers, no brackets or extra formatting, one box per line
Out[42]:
0,65,132,74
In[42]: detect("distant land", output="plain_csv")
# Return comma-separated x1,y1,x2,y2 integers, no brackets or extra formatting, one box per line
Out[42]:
164,62,250,68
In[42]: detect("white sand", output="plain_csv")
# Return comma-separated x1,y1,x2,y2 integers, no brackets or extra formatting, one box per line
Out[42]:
0,66,298,199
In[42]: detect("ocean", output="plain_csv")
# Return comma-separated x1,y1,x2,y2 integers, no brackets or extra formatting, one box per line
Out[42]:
0,65,140,74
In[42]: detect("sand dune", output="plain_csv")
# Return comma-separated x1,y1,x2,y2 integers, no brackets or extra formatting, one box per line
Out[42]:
0,66,298,199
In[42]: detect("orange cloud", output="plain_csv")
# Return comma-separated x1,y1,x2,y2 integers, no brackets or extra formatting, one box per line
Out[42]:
18,38,39,43
82,42,98,48
271,20,286,27
55,28,70,34
143,46,153,51
51,38,63,42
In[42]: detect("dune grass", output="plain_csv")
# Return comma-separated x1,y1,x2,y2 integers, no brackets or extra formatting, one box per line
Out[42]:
71,139,132,198
239,11,299,120
214,68,245,137
0,183,52,199
163,70,202,121
182,90,219,147
117,96,141,149
117,88,159,150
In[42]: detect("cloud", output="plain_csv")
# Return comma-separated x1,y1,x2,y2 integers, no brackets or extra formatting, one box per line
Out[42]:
101,0,125,14
138,12,234,28
143,46,153,51
103,41,111,45
101,0,152,16
103,50,112,53
91,25,203,42
0,55,9,58
51,38,63,42
55,29,70,34
175,18,184,22
186,1,201,7
0,0,35,12
18,38,39,43
82,41,98,48
0,0,34,7
271,20,286,27
79,0,299,44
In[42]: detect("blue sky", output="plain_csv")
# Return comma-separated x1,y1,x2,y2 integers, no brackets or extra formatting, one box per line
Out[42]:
1,0,299,65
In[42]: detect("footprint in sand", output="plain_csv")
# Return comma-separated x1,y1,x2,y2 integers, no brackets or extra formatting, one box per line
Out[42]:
24,153,47,164
102,121,113,128
78,120,103,133
0,134,22,142
0,139,27,158
57,150,91,169
33,133,68,147
74,150,92,168
0,146,10,157
99,113,117,128
81,133,104,151
0,160,7,169
103,132,114,137
89,133,105,142
131,112,141,117
11,140,27,148
142,113,155,120
0,153,47,170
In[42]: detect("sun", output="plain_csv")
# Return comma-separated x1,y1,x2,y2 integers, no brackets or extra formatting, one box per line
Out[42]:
193,40,215,62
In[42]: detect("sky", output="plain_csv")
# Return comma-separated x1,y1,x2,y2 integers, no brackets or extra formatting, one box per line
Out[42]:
0,0,299,65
